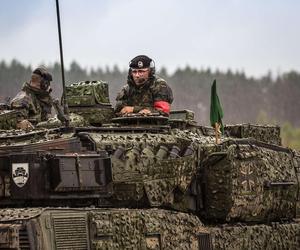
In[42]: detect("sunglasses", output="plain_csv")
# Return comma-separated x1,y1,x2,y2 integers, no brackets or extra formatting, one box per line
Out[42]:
131,69,149,74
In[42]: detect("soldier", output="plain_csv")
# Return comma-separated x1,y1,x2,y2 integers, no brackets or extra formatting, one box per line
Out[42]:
10,67,54,129
115,55,173,116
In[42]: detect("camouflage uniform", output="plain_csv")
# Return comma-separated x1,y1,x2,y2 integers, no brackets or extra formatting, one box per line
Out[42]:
115,76,173,114
10,82,53,123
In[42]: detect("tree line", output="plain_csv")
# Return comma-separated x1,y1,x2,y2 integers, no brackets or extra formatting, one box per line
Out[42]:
1,59,300,129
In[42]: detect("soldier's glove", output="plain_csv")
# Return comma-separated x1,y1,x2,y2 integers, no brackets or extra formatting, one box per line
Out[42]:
17,119,34,130
52,98,70,126
57,113,70,125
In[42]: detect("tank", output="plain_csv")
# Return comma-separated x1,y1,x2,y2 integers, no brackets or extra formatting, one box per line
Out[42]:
0,80,299,250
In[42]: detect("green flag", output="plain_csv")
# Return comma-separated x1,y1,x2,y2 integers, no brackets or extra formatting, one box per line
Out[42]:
210,79,224,133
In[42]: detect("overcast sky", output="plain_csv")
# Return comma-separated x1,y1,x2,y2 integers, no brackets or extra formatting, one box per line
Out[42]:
0,0,299,77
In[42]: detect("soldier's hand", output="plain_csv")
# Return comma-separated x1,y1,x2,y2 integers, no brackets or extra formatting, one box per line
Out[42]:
17,119,34,130
120,106,134,114
138,108,151,115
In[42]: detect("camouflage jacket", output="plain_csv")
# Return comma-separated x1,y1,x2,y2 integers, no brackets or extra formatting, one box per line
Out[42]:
10,82,53,123
115,76,173,114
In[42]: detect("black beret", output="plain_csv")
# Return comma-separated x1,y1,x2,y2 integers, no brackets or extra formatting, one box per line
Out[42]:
33,67,53,81
129,55,152,69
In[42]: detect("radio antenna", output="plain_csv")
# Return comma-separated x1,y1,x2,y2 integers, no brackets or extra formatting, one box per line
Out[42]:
55,0,69,126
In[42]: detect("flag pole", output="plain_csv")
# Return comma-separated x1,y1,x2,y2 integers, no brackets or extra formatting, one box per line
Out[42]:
215,122,221,144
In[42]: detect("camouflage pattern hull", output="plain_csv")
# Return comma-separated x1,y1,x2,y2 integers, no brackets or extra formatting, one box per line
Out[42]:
0,208,210,250
1,208,299,249
210,222,300,250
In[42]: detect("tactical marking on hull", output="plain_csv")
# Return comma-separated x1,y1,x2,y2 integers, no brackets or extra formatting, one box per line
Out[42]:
239,164,256,195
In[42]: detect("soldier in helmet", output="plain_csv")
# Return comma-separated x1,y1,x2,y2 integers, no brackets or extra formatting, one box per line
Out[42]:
115,55,173,116
10,67,54,129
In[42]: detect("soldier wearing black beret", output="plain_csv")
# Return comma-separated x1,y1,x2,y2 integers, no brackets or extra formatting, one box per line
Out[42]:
115,55,173,116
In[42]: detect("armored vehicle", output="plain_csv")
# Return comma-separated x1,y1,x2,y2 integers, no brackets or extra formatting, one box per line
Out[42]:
0,80,299,249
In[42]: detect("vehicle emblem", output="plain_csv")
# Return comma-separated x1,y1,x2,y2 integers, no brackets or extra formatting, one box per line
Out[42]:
138,61,143,68
239,164,256,194
12,163,29,188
